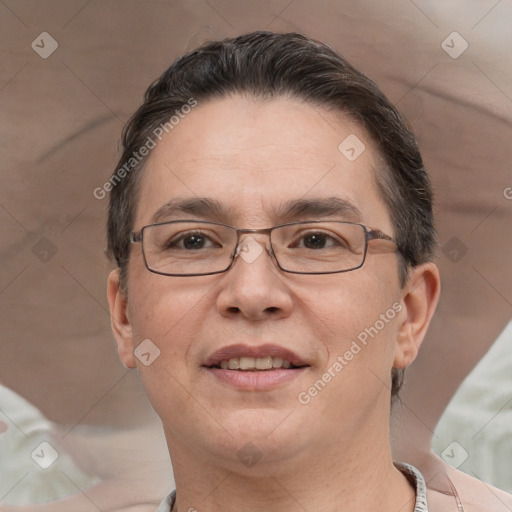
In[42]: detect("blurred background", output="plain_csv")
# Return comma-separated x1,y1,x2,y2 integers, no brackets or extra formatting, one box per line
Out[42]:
0,0,511,508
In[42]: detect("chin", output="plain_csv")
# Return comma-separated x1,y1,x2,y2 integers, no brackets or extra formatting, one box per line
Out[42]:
221,406,295,435
221,413,307,454
208,434,306,476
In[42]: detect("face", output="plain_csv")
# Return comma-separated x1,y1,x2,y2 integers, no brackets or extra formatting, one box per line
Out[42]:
108,94,435,472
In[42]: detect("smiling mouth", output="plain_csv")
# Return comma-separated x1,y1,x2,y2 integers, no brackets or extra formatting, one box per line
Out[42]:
208,356,306,371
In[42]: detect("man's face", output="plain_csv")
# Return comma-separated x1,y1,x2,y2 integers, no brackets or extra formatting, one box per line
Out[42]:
113,95,411,469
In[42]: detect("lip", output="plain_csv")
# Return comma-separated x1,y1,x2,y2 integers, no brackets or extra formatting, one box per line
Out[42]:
203,343,308,368
206,366,309,391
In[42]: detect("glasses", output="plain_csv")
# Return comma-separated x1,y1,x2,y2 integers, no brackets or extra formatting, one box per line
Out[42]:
129,220,398,277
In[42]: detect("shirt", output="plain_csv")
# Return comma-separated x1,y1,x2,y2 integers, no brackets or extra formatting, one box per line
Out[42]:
156,462,428,511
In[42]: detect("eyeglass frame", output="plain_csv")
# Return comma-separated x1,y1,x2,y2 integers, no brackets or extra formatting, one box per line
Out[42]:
129,219,399,277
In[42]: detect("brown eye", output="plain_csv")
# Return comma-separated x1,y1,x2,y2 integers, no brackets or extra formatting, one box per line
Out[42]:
183,234,207,250
165,231,220,251
303,233,328,249
293,231,348,250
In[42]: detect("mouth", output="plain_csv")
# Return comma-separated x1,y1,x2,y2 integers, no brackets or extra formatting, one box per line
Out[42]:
209,355,303,371
203,344,309,370
202,344,310,390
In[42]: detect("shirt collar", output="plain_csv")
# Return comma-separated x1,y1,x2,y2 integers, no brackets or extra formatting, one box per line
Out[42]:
157,462,428,512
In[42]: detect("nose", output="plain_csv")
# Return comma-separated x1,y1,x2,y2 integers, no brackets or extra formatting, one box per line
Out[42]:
215,235,294,321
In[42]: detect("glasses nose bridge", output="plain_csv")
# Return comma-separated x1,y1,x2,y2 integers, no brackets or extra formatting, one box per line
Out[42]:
233,226,275,256
235,226,273,237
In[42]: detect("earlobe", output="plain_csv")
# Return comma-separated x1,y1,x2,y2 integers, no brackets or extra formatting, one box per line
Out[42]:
107,268,137,368
394,262,441,369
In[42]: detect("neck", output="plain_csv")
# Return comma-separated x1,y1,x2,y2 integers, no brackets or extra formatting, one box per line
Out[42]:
166,417,416,512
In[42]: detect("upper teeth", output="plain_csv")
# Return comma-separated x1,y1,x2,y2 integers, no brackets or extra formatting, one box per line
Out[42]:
219,356,292,370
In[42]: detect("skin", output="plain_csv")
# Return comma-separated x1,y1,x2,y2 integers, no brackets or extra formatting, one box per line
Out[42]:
107,95,440,512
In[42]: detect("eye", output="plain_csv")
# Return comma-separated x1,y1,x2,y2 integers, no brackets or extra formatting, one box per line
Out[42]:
294,231,348,250
302,232,330,249
167,231,220,250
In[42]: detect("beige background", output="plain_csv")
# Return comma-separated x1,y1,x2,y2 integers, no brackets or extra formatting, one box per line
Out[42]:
0,0,511,508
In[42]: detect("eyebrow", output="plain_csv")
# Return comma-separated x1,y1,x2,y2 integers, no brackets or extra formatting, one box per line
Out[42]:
150,196,362,225
151,197,229,224
275,197,362,223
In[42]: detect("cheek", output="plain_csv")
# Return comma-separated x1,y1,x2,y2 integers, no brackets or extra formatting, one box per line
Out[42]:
303,269,396,330
126,276,214,423
296,269,400,372
127,270,212,362
296,278,401,423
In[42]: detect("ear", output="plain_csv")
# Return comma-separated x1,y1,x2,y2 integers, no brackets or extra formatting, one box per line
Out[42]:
107,268,137,368
394,262,441,369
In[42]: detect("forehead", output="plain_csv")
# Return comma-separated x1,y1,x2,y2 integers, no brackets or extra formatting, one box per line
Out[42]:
135,95,390,228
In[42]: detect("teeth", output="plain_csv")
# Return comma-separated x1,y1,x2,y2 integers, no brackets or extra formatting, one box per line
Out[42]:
228,358,239,370
240,356,256,370
272,357,283,368
217,356,295,370
256,356,272,370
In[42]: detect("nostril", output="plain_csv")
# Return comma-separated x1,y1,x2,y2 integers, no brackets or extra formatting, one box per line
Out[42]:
265,306,280,314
